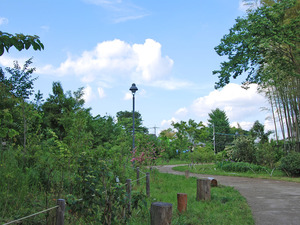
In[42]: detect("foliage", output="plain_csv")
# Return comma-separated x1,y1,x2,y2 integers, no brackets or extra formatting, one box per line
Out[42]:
208,108,231,153
214,0,300,150
280,152,300,176
190,145,215,163
217,161,268,173
131,133,165,167
231,136,257,163
249,120,273,144
0,31,44,56
116,110,148,135
213,0,299,87
255,141,283,168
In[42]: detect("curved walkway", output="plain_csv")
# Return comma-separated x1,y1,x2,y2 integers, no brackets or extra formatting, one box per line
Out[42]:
155,165,300,225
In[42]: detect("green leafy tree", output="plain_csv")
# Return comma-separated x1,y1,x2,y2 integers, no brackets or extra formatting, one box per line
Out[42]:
213,0,300,150
4,59,37,155
116,110,148,134
249,120,273,144
0,31,44,55
208,108,231,153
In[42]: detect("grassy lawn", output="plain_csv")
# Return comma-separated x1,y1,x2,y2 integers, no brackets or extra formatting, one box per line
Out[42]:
173,164,300,183
129,169,254,225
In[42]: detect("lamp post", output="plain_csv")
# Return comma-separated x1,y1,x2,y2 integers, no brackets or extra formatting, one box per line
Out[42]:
129,83,138,151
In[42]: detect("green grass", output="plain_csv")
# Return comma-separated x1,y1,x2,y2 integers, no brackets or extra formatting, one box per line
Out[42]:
155,158,190,165
128,169,254,225
173,164,300,183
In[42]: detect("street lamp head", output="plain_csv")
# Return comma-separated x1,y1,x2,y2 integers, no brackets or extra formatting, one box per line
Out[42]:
130,83,138,94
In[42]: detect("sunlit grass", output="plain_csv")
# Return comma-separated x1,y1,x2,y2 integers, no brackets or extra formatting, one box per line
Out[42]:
173,164,300,183
128,169,254,224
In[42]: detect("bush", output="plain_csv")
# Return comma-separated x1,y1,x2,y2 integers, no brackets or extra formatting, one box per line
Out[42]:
231,136,256,163
280,152,300,177
217,161,267,173
190,146,215,163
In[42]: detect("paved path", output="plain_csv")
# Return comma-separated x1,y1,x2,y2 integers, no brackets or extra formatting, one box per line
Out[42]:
155,165,300,225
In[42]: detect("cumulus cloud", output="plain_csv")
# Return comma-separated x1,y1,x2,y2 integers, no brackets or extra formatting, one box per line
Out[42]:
38,39,182,90
191,83,267,121
159,83,272,132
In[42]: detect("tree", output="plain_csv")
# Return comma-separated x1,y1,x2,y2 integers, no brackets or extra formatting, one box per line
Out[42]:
249,120,273,144
214,0,300,151
208,108,231,153
116,110,148,134
0,31,44,56
172,119,208,152
1,59,37,156
213,0,299,88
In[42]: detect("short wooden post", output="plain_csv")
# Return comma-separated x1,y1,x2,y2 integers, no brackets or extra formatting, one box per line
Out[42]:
146,172,150,197
196,178,211,201
56,199,65,225
177,193,187,213
150,202,172,225
126,179,131,214
185,170,190,178
137,167,140,185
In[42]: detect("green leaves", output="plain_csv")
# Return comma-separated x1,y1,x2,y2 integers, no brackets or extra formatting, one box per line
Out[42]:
213,0,299,88
0,31,44,56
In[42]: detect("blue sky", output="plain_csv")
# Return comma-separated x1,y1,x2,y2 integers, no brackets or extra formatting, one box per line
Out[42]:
0,0,273,135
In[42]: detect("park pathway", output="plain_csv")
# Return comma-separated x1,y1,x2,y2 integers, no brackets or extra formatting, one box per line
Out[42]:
155,165,300,225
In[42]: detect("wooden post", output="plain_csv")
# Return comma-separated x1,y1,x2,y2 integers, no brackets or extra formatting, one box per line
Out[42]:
146,172,150,197
185,170,190,178
177,193,187,213
196,178,211,201
150,202,172,225
56,199,65,225
126,179,131,214
137,167,140,185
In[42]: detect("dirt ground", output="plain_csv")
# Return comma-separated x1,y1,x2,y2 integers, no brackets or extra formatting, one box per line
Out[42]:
155,165,300,225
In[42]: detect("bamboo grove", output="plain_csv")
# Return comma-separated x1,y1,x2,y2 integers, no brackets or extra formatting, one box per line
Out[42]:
214,0,300,151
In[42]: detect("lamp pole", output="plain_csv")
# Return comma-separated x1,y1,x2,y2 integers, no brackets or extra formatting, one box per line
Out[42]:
130,83,138,151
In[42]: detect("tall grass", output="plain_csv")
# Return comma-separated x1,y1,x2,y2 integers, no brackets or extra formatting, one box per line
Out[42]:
129,169,254,224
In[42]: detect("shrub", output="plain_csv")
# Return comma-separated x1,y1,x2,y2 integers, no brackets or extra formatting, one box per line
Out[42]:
280,152,300,177
190,146,215,163
231,136,256,163
217,161,267,173
255,141,283,168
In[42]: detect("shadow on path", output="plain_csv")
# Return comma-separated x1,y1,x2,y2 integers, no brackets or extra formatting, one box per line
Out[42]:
154,165,300,225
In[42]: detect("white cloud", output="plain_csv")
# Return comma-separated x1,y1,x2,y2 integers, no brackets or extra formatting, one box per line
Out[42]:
191,83,267,122
124,92,132,100
83,0,149,23
97,87,106,98
0,55,27,67
38,39,178,89
83,85,94,103
175,107,188,116
231,121,254,131
161,117,178,127
0,17,8,25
